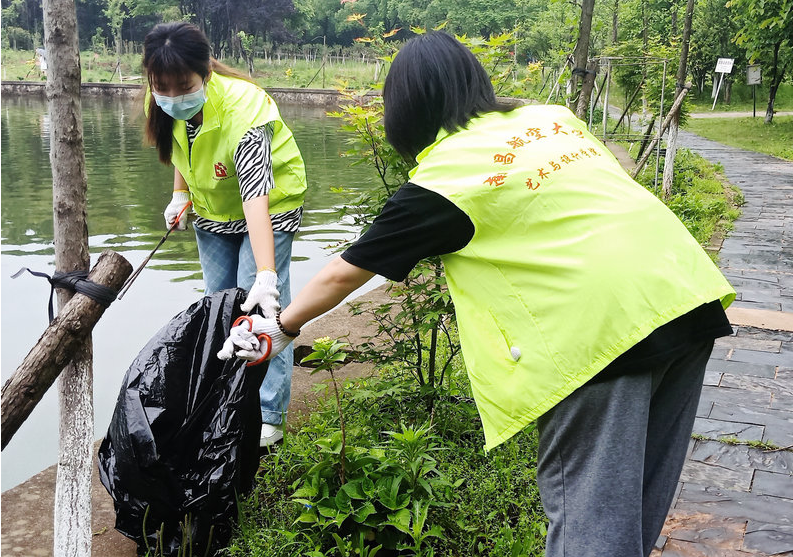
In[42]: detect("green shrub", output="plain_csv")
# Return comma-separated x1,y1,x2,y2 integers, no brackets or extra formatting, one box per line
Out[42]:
227,366,547,557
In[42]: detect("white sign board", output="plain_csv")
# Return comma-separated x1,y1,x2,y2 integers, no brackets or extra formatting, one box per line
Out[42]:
747,64,762,85
715,57,735,74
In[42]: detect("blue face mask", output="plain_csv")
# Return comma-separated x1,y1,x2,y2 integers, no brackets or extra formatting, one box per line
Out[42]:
152,85,206,120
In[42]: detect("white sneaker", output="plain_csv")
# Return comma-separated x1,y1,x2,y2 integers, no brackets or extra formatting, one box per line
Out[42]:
260,423,284,447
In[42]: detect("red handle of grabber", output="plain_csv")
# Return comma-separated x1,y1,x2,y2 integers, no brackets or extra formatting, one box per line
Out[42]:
231,315,273,367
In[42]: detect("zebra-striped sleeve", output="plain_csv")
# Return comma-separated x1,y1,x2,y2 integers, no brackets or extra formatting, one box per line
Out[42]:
234,123,275,202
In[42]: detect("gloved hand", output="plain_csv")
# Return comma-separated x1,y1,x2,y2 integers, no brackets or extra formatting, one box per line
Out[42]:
216,315,293,362
164,190,191,230
240,269,280,316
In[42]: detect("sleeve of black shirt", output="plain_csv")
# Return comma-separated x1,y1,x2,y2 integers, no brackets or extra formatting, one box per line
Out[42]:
340,183,475,282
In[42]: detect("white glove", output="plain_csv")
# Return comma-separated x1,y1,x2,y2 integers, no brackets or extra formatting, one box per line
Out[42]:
217,323,261,360
216,315,293,362
164,190,191,230
241,269,280,317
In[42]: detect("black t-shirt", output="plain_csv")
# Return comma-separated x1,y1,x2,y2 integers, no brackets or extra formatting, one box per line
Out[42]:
341,183,733,378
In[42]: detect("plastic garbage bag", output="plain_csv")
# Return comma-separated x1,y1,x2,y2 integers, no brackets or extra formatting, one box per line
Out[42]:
98,288,267,556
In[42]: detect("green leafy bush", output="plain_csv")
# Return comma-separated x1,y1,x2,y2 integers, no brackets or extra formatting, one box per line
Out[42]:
227,366,547,557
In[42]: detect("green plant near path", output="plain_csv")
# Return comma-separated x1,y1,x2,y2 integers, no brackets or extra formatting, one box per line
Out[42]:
301,337,352,485
631,148,743,250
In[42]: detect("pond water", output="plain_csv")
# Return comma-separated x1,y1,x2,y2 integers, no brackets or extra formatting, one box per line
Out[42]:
1,95,383,490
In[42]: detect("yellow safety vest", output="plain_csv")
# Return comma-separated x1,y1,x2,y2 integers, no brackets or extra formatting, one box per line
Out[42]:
169,73,307,221
409,104,735,450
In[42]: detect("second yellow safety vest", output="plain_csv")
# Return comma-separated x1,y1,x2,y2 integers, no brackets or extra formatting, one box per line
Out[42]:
410,104,735,450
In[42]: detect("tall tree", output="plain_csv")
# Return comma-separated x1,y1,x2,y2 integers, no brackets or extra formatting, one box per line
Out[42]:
729,0,792,123
42,0,93,555
569,0,596,117
688,0,739,95
104,0,127,78
662,0,695,198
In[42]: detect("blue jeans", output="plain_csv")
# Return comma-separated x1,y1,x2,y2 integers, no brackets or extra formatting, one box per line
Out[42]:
194,225,294,426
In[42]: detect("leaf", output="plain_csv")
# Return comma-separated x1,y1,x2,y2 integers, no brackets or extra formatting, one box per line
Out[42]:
341,480,367,500
335,488,353,513
386,508,411,535
316,498,338,518
352,501,377,523
294,508,318,524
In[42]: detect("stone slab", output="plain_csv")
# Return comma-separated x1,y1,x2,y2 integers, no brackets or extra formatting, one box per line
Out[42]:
679,459,754,492
736,327,793,343
661,509,746,550
703,370,723,387
693,417,765,442
752,469,793,499
715,336,783,353
709,403,793,446
658,538,755,556
689,440,793,476
719,372,793,402
732,300,784,311
676,483,793,526
706,359,777,378
743,521,793,555
729,347,793,367
699,386,772,413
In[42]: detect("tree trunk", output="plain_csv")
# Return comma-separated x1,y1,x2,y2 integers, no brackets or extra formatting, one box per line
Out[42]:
632,86,690,178
764,43,787,124
641,0,649,117
662,0,694,199
42,0,92,554
1,251,132,448
568,0,596,109
662,121,679,198
576,59,599,119
612,0,619,43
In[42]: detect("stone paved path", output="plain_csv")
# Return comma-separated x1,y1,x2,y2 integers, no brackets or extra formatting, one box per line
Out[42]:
650,132,793,556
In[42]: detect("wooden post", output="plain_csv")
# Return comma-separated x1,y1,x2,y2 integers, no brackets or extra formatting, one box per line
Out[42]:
1,250,132,449
42,0,92,554
631,85,690,179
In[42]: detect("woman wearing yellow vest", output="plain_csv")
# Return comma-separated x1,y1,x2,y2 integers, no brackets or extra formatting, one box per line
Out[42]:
219,33,735,556
143,22,307,447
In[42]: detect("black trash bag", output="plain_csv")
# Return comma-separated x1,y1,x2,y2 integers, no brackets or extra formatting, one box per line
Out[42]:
98,288,267,556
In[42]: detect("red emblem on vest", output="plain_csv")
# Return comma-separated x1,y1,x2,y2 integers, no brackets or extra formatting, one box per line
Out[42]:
214,162,228,178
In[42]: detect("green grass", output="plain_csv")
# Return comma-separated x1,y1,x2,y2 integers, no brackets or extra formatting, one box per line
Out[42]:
687,82,793,113
684,115,793,160
0,48,391,90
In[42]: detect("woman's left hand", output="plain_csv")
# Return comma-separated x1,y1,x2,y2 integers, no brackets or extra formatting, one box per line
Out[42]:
241,269,280,316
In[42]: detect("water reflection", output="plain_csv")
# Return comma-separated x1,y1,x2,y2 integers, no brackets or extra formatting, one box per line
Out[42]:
1,94,381,489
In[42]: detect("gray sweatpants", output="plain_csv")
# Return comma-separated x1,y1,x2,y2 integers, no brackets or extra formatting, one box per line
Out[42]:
536,340,713,557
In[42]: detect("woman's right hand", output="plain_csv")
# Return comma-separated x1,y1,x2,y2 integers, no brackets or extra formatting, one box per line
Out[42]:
164,190,191,230
216,315,294,362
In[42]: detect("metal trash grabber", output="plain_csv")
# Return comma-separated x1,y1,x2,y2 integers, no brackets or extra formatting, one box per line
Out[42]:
117,201,192,300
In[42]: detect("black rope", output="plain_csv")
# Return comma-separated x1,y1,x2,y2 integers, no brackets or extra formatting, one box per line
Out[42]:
11,267,117,323
572,67,596,77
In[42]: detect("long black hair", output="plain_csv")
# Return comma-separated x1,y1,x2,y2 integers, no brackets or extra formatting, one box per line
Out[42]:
383,32,517,162
142,22,249,164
